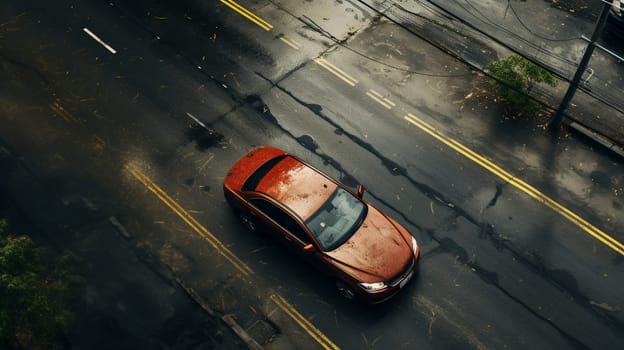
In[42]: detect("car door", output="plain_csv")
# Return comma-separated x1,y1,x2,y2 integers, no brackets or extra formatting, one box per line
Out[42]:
249,198,314,252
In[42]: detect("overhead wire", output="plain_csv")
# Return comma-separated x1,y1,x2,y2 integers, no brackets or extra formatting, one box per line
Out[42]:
449,0,624,114
444,0,624,115
502,1,579,42
446,0,579,66
299,14,472,77
361,0,624,115
265,0,472,77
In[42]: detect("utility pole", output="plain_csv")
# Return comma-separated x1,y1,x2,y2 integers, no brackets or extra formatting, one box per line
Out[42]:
549,2,612,131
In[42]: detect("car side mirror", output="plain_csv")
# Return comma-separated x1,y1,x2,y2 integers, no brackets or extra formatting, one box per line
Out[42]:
303,244,315,253
357,184,364,198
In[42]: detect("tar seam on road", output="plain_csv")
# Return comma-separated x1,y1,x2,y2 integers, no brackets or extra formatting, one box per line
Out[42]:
270,294,340,350
404,113,624,256
82,27,117,54
220,0,273,31
125,163,254,275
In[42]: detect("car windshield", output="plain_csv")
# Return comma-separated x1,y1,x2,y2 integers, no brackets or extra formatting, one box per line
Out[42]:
305,188,367,251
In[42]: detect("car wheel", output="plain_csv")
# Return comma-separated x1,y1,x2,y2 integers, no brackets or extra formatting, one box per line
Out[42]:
336,280,355,300
239,212,257,232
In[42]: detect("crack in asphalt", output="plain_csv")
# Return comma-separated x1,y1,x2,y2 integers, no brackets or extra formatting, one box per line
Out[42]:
90,1,622,342
426,238,591,350
249,73,622,344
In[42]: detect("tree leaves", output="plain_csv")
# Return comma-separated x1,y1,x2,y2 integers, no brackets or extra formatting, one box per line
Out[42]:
0,219,83,349
486,54,558,117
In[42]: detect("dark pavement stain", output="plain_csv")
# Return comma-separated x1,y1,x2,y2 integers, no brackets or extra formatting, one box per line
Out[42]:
382,158,406,176
186,125,224,150
548,268,580,295
245,94,266,111
245,94,279,125
307,103,323,114
435,236,466,261
486,183,505,208
590,170,612,189
340,173,358,188
297,134,318,152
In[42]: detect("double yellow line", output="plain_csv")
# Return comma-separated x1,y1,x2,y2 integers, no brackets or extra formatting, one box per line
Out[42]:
404,113,624,256
270,294,340,350
126,164,341,348
126,163,254,275
220,0,273,31
314,58,359,86
50,101,79,123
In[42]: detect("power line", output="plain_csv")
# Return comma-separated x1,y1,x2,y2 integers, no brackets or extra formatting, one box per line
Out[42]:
357,0,624,116
436,0,579,65
298,14,472,77
505,1,579,42
551,2,613,129
414,0,624,114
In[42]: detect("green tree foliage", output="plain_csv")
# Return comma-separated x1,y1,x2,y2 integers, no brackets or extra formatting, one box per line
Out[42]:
0,218,83,349
486,54,558,117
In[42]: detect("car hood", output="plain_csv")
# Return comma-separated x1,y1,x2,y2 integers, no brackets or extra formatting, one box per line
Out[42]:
324,206,413,282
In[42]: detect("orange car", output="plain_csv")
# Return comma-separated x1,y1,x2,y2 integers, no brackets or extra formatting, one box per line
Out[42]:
223,146,420,303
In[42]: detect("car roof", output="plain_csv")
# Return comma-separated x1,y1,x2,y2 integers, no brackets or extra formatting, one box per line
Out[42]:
254,156,338,221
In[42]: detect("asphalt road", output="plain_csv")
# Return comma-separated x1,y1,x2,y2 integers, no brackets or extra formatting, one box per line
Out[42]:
1,0,623,349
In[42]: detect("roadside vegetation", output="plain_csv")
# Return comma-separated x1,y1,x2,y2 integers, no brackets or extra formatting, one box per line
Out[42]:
485,54,558,118
0,218,83,350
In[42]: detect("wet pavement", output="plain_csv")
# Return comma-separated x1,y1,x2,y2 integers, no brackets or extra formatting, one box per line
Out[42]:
0,145,246,349
1,0,623,349
361,0,624,155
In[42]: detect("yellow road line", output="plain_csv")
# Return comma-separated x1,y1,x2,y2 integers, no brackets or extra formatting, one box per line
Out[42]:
50,102,78,123
125,163,254,275
126,164,339,348
404,113,624,256
279,35,300,50
270,294,340,350
314,58,359,86
220,0,273,31
366,89,395,109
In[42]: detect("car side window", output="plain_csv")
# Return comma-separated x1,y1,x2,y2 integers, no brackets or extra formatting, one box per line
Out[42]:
249,199,311,244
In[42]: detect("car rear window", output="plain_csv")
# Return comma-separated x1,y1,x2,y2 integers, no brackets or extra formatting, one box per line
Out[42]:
242,155,288,191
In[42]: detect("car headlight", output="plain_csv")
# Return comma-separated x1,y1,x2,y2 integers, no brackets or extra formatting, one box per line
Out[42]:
359,281,388,291
411,236,419,254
